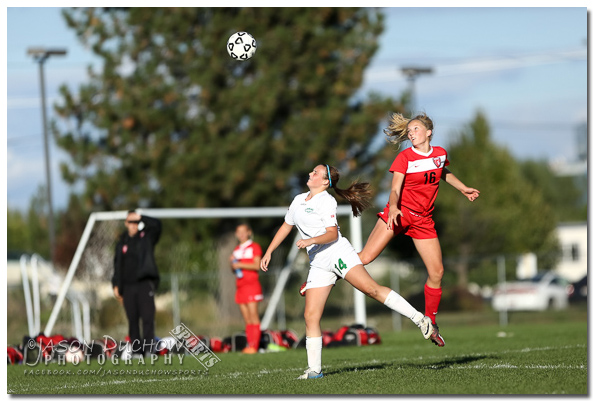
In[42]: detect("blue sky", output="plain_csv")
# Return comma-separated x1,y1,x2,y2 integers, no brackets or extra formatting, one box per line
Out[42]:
4,5,590,211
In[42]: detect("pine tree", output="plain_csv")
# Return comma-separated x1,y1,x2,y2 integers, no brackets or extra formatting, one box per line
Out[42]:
53,7,401,212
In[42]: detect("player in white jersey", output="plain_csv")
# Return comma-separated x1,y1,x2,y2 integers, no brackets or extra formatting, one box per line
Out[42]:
260,164,433,380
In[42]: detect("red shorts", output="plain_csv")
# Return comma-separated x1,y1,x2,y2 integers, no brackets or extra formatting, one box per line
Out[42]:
377,205,437,239
235,280,263,304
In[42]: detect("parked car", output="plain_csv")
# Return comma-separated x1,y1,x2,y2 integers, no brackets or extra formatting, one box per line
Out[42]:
492,271,571,311
568,275,587,303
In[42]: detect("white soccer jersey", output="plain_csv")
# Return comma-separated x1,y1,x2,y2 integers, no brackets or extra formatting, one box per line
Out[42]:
284,191,342,254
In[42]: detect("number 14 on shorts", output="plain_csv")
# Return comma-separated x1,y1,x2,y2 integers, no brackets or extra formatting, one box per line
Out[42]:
335,258,347,271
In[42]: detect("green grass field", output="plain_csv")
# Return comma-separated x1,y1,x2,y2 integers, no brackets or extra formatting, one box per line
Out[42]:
6,314,587,395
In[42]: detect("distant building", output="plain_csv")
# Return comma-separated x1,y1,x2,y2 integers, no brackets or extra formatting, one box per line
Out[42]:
576,122,587,163
555,222,587,282
550,121,588,177
516,253,538,279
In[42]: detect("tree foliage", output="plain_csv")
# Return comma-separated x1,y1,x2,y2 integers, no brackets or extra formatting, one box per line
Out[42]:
45,8,579,285
53,194,88,268
7,187,87,269
519,160,587,223
48,7,407,275
8,186,52,259
433,111,560,287
53,7,402,214
7,209,30,256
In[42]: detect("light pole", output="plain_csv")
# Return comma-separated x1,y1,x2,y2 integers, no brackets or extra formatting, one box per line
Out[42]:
400,66,433,113
27,47,67,265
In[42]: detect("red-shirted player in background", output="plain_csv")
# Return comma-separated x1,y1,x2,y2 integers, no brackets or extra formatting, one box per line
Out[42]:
358,112,480,347
230,223,264,354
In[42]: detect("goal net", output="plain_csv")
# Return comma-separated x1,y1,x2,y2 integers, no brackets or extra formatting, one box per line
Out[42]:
43,207,366,342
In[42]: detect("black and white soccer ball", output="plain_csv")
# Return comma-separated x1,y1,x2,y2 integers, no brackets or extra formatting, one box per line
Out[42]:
227,31,257,61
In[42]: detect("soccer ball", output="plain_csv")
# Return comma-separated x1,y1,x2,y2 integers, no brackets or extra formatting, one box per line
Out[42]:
227,31,257,61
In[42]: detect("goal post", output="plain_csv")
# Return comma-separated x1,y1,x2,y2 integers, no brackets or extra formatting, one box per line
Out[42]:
44,207,366,338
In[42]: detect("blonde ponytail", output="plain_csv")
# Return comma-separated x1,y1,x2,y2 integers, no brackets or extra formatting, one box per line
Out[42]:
384,112,434,147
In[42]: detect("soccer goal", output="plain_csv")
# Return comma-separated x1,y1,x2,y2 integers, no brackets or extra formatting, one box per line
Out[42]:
44,207,367,339
19,253,91,340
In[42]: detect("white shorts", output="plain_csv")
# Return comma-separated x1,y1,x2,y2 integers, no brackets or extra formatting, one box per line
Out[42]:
303,237,362,291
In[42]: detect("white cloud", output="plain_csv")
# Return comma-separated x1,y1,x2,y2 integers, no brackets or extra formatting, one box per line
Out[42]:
7,97,61,110
7,147,45,182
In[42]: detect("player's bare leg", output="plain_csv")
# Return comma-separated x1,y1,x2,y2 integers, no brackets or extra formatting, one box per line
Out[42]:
304,285,333,337
358,218,395,265
344,264,390,302
299,285,333,379
239,302,260,325
413,237,444,289
345,265,431,339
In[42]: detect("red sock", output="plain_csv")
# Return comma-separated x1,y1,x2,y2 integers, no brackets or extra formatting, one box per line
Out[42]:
252,324,261,349
246,324,261,349
424,284,442,325
245,324,254,349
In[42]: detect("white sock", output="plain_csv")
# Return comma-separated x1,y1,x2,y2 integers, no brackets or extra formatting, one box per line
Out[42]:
383,290,423,324
305,336,322,373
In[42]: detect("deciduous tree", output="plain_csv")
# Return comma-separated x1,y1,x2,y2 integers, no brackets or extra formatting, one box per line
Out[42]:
434,111,559,287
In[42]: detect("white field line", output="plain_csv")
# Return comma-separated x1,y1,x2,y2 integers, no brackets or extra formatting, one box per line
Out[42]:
9,343,587,394
9,373,200,394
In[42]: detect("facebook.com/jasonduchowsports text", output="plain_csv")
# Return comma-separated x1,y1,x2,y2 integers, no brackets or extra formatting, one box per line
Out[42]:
23,367,200,377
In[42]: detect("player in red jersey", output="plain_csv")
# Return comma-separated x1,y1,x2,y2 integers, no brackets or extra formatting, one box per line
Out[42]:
358,112,480,347
230,223,264,354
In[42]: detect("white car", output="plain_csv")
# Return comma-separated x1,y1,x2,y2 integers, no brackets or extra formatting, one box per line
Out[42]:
492,271,571,311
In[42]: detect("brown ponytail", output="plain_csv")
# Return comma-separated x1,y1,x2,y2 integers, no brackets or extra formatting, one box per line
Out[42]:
324,165,373,217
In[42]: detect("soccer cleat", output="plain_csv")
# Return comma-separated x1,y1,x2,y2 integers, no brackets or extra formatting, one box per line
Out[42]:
297,368,324,380
242,347,258,354
418,316,433,340
429,324,445,347
299,281,307,297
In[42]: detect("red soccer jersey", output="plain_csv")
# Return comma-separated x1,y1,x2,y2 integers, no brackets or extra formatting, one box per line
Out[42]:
232,240,262,283
388,146,450,216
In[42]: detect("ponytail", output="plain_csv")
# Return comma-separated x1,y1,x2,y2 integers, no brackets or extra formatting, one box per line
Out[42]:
324,165,373,217
384,112,434,147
